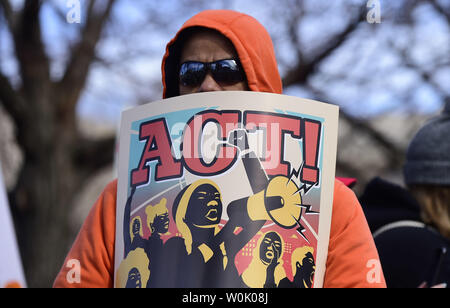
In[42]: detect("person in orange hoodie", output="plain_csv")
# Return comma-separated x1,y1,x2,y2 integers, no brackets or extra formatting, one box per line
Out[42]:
54,10,386,288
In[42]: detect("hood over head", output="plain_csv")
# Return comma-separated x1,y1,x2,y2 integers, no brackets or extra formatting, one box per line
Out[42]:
162,10,282,98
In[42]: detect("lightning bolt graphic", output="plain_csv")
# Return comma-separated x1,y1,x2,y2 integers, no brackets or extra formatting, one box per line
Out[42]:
291,204,319,244
292,214,309,244
288,162,318,196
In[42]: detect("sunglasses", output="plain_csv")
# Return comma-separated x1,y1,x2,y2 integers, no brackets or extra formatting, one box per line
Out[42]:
179,59,245,87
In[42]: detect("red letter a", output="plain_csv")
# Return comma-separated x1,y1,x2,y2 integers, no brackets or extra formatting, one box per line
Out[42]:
131,119,181,187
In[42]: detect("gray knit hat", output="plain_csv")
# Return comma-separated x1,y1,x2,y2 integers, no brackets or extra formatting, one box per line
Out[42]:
404,102,450,186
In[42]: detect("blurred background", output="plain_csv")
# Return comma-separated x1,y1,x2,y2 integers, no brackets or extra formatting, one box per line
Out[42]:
0,0,448,287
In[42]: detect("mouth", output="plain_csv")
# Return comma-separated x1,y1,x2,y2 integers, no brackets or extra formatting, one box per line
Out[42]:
266,251,274,259
206,209,218,221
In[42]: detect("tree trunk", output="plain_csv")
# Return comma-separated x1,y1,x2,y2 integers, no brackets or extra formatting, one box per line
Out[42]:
11,93,80,287
0,0,116,287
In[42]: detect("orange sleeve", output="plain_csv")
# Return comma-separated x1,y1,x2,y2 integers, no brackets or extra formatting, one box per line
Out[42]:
53,180,117,288
323,180,386,288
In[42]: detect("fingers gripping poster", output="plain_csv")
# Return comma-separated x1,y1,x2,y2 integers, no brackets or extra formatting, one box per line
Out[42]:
115,92,338,288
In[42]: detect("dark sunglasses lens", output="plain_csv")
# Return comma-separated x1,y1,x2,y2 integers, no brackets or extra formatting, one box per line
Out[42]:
179,62,206,86
212,60,244,84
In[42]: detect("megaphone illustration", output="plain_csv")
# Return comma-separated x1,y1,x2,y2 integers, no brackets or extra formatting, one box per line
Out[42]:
247,176,302,229
226,129,303,229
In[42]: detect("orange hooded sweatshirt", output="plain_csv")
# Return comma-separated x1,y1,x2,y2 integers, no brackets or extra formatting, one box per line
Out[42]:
54,10,385,288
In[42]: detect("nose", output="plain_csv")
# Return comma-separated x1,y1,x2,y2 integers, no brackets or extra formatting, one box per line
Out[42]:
207,200,219,207
197,73,221,92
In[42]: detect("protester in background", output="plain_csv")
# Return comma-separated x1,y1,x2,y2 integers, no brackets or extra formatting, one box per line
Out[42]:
54,10,385,288
360,102,450,288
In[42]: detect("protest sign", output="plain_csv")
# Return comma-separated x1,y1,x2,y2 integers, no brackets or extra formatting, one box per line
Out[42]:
114,91,338,288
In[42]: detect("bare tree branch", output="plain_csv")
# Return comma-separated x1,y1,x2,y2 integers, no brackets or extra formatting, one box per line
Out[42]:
430,0,450,25
305,84,405,169
13,0,51,95
47,0,71,24
74,135,116,176
0,0,17,32
387,37,450,105
56,0,116,117
286,0,305,65
282,5,366,87
338,110,404,168
0,71,26,122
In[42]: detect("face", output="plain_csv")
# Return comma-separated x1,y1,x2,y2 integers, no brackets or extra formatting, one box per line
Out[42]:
259,232,282,265
152,211,170,234
132,219,140,236
179,29,248,95
125,267,142,288
295,251,315,288
185,184,223,228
